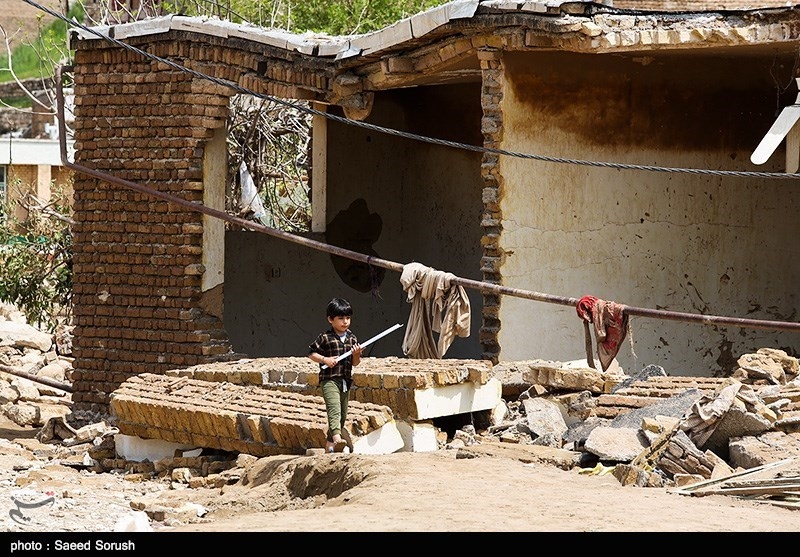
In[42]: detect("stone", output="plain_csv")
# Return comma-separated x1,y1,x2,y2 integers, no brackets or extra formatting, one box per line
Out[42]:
520,397,568,439
584,426,649,462
0,321,53,352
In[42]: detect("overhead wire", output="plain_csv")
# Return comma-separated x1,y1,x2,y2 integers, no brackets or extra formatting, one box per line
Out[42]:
36,1,800,337
27,0,800,180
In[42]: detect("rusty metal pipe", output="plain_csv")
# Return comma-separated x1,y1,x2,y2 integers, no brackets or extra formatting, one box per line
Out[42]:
54,66,800,334
0,363,73,393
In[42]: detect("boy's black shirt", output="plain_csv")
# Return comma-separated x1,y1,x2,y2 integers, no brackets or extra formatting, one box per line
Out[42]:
309,328,359,383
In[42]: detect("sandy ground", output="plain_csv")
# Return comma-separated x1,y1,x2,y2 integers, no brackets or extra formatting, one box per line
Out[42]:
0,412,796,550
166,449,800,533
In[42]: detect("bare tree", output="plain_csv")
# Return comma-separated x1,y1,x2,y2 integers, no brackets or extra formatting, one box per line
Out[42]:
0,1,312,231
227,94,311,232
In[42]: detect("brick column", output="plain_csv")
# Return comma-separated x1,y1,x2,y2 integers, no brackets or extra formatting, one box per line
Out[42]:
69,39,236,420
478,48,504,364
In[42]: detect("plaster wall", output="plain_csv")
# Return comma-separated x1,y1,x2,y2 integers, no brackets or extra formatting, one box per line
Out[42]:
497,51,800,376
202,127,226,292
224,84,486,359
0,138,73,220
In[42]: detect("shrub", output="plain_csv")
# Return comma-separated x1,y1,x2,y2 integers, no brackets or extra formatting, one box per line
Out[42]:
0,177,72,332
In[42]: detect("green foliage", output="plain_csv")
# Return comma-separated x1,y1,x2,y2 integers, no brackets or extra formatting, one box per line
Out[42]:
0,97,30,108
0,2,83,84
0,179,73,332
288,0,448,34
163,0,450,34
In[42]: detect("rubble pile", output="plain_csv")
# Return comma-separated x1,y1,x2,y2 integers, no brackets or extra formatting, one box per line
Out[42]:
486,350,800,506
0,303,74,428
2,300,800,509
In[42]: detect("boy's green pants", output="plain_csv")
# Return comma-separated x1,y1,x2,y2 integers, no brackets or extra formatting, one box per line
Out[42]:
321,378,349,441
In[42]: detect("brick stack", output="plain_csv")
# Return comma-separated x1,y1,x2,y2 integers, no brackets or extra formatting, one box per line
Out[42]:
109,372,394,457
165,356,495,421
595,376,727,418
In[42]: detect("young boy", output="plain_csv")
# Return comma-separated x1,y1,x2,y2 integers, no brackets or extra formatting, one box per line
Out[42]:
308,298,363,453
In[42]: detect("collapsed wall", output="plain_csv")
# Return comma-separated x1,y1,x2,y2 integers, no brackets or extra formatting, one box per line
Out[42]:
110,372,395,457
110,357,502,455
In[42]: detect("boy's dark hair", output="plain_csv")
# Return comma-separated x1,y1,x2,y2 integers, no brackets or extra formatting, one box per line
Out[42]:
327,298,353,318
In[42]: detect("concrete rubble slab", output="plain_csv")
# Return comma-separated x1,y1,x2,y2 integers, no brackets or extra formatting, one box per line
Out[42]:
396,421,440,452
350,420,405,455
411,377,502,420
111,357,501,456
584,426,649,462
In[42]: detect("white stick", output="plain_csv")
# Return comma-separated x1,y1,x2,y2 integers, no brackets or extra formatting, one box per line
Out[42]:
321,323,404,369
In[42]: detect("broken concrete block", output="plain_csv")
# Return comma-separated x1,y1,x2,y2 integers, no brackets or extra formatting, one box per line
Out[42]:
411,377,501,420
728,430,800,469
351,420,405,455
673,473,705,487
584,426,649,462
613,463,667,487
519,397,568,441
115,433,200,463
701,406,774,460
395,420,439,452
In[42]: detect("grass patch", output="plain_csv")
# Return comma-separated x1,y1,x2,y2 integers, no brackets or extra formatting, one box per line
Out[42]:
0,2,82,84
0,96,32,109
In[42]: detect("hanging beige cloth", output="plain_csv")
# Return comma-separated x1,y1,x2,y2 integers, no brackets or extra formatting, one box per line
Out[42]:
400,262,471,358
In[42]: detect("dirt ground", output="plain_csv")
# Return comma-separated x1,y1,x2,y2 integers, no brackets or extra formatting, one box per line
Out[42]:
0,413,798,536
170,451,800,533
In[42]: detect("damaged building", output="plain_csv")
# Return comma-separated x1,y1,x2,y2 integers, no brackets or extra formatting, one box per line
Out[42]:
1,0,793,500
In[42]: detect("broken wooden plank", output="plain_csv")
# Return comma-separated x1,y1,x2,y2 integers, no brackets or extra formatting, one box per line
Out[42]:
686,484,800,497
672,457,800,496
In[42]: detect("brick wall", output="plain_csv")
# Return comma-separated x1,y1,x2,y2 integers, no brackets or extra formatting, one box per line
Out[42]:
68,31,333,420
69,38,231,419
479,49,504,364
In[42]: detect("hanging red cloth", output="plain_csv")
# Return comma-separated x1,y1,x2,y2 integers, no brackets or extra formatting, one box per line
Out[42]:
576,295,629,372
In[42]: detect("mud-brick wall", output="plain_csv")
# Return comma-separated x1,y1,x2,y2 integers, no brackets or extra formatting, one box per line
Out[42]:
67,30,335,421
68,40,236,419
478,48,504,364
